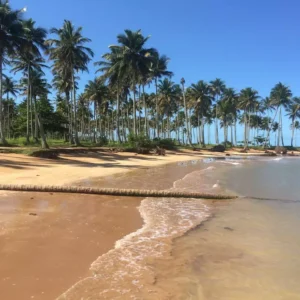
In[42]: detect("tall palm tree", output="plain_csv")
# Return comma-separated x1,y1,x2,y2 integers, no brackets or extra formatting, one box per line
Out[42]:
210,78,226,144
150,52,173,137
95,47,124,142
188,80,213,147
3,77,19,138
239,88,260,148
219,88,238,146
46,20,94,145
287,97,300,147
158,78,180,138
180,78,192,145
20,70,50,148
0,1,26,144
110,29,157,136
12,54,48,141
270,82,292,146
84,78,110,142
17,18,48,142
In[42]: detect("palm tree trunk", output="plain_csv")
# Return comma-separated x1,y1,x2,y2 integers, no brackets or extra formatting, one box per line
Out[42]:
72,71,80,146
30,88,34,140
143,85,147,135
116,83,121,142
7,93,9,140
133,85,137,135
234,120,237,146
155,78,159,138
26,65,31,143
33,96,48,149
244,112,248,149
291,118,295,147
182,83,192,145
215,100,219,144
280,109,284,146
231,125,233,145
34,106,38,142
0,57,7,145
202,117,205,148
277,107,281,146
198,116,201,146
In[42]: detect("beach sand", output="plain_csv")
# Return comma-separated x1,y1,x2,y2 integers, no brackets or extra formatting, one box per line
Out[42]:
0,149,298,299
0,150,203,300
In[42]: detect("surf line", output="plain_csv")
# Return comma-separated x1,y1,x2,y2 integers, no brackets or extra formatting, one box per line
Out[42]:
0,184,237,200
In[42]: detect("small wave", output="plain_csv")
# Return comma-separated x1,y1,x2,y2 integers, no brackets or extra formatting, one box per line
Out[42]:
57,171,211,300
273,157,283,161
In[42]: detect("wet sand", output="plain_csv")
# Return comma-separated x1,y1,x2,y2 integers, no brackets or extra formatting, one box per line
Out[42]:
0,192,142,300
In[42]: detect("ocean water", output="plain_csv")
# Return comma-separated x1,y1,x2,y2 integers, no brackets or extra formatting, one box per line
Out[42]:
57,157,300,300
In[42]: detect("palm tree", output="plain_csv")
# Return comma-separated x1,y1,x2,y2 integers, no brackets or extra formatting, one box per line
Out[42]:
158,78,180,138
95,47,124,142
46,20,94,145
111,29,157,136
20,70,50,148
180,78,192,145
188,80,213,147
17,18,48,142
287,97,300,147
84,78,110,142
219,88,238,147
270,82,292,146
210,78,226,144
12,54,48,141
3,77,19,138
239,88,260,148
150,52,173,137
0,1,26,144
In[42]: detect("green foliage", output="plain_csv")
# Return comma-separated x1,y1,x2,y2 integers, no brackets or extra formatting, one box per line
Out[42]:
153,138,176,150
128,133,154,150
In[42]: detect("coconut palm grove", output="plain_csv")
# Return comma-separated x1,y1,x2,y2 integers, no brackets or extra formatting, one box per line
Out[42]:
1,1,300,151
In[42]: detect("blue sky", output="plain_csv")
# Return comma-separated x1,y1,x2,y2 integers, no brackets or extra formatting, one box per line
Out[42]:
10,0,300,144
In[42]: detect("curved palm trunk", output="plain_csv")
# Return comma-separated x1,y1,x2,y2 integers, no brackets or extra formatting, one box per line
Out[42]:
72,71,80,146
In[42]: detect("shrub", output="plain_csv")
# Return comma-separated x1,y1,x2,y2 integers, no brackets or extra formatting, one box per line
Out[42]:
128,133,154,151
211,144,226,152
153,138,176,150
